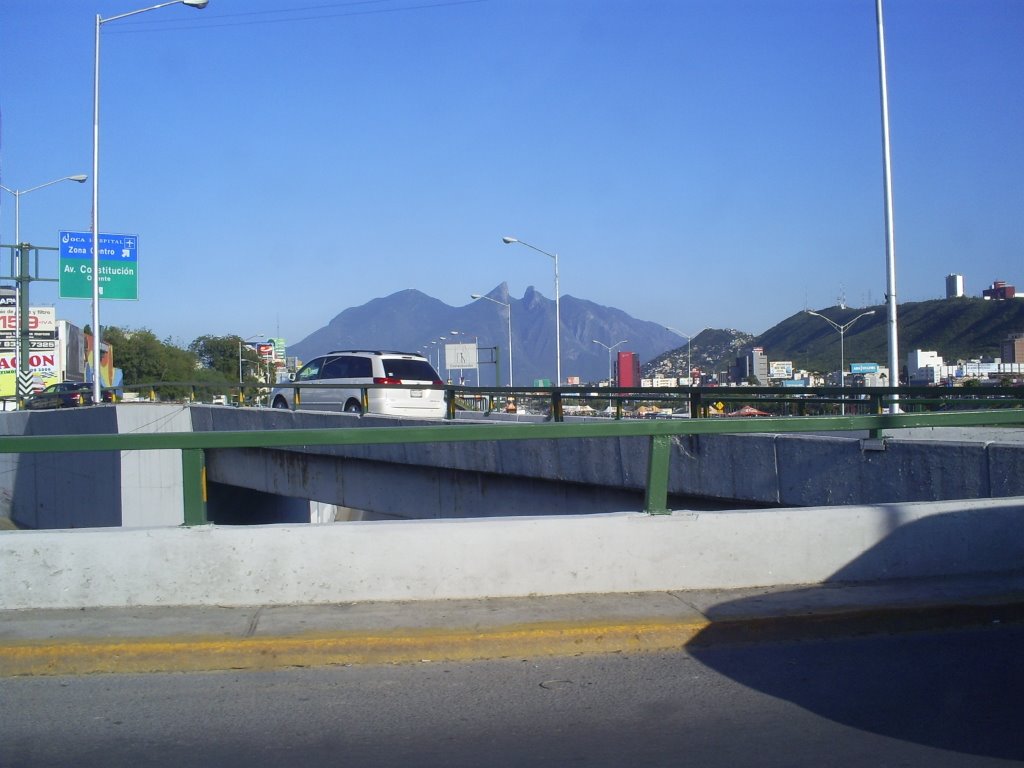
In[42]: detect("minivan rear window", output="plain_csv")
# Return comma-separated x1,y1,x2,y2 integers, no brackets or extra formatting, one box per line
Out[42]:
383,359,439,381
322,356,372,379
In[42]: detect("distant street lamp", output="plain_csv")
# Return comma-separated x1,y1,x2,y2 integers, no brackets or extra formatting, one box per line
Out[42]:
238,334,263,384
0,174,88,404
471,293,513,387
502,236,560,386
592,339,628,386
91,0,209,404
430,336,447,374
805,309,876,414
665,327,699,385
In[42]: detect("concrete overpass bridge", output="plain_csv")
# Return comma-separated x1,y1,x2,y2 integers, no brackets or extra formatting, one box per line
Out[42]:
1,403,1023,611
1,403,1022,529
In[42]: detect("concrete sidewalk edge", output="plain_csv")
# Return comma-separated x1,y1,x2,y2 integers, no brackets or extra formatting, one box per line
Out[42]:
3,595,1023,677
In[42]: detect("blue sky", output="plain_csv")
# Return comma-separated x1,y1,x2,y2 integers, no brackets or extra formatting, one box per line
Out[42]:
1,0,1021,350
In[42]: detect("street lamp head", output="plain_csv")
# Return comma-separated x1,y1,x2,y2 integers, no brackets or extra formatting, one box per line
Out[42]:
470,294,482,299
501,236,518,245
69,175,88,183
183,0,209,8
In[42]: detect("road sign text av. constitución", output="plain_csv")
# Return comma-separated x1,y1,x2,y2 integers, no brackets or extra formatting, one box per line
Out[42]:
58,230,139,301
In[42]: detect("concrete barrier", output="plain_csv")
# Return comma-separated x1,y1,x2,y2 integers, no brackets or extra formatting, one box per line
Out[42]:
1,496,1021,609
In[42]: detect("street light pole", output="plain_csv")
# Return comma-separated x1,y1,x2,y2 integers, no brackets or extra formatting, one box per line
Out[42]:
238,334,264,384
665,327,700,385
592,339,627,386
91,0,209,404
238,334,263,406
471,293,513,387
0,175,88,405
502,236,560,386
876,0,900,406
805,309,876,414
430,336,447,375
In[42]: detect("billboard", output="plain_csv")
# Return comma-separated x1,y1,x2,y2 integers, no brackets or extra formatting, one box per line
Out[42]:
769,361,793,379
0,308,60,397
0,306,57,336
444,343,478,370
269,337,287,358
850,362,879,374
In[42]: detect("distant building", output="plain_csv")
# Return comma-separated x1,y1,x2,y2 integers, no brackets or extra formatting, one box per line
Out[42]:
1002,332,1024,365
734,347,769,385
616,351,641,387
945,273,965,298
983,280,1016,300
908,349,944,385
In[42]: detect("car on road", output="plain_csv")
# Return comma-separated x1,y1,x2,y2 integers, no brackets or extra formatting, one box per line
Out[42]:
270,350,446,418
23,381,115,410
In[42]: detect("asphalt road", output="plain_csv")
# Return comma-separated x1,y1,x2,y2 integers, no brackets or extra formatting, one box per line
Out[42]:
3,623,1022,767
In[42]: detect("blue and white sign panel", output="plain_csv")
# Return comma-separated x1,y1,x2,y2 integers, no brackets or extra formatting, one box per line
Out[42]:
58,230,139,300
850,362,879,374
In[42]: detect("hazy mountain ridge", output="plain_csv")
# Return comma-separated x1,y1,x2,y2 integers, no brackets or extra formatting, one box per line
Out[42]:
645,298,1024,380
288,284,683,385
290,291,1024,385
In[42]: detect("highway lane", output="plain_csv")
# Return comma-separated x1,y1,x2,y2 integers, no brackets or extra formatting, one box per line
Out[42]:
3,623,1021,767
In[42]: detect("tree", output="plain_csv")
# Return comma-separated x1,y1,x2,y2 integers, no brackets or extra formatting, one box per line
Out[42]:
189,335,259,383
102,327,195,384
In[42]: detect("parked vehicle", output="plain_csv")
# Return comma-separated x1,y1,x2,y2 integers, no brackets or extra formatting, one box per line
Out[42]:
270,350,446,418
23,381,115,410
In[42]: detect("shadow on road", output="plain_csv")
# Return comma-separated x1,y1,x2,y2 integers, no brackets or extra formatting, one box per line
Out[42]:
686,503,1024,761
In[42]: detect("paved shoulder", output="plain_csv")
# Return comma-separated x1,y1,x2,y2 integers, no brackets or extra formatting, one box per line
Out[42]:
2,573,1023,676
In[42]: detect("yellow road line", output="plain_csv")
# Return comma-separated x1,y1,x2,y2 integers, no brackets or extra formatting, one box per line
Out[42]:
0,618,712,676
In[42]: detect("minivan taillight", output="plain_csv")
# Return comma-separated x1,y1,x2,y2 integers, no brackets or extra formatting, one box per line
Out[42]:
373,377,402,385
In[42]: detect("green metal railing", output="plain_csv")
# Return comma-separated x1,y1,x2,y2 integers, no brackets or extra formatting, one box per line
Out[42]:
1,407,1022,524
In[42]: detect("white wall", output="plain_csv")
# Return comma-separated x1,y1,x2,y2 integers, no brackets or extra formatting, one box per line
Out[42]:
118,405,193,527
1,497,1021,609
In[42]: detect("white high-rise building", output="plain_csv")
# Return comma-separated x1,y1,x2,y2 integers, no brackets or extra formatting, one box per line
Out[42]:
945,273,965,298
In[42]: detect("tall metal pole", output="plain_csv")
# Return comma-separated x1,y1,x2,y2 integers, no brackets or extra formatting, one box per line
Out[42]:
553,252,560,387
503,237,561,386
665,327,697,386
1,176,87,405
592,339,627,386
91,12,102,404
806,310,875,415
90,0,209,404
876,0,900,407
505,302,513,387
471,293,514,386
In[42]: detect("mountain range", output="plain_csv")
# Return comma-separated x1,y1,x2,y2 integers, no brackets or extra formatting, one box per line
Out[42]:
289,287,1024,385
288,283,683,386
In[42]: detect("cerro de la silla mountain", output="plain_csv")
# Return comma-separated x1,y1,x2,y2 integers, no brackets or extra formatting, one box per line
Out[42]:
288,286,1024,386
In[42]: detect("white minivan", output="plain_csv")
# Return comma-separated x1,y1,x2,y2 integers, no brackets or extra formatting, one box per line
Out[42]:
270,350,446,418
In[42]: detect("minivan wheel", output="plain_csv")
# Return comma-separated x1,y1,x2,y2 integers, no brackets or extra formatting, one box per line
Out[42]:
344,400,363,414
272,397,290,410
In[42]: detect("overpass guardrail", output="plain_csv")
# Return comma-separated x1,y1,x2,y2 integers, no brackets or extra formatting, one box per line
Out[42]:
60,381,1023,421
1,406,1022,524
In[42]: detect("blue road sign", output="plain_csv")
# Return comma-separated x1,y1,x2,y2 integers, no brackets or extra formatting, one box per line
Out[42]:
58,230,139,300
